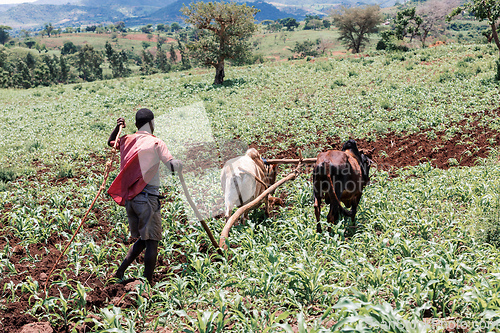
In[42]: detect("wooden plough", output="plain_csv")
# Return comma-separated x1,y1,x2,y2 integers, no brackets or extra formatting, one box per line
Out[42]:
218,155,317,250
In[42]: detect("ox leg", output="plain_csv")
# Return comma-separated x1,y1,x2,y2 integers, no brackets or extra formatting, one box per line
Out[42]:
224,205,231,222
350,194,362,227
326,188,341,234
313,186,322,233
326,201,339,234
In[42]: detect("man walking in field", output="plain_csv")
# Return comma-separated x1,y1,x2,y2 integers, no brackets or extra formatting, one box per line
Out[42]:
107,108,182,285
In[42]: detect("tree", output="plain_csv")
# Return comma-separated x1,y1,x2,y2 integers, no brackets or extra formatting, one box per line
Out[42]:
155,48,170,73
417,0,460,47
182,1,259,84
290,40,318,58
25,39,36,49
170,22,181,32
394,7,423,42
59,55,68,83
140,49,155,75
304,18,324,30
331,5,382,54
157,35,167,48
0,26,12,45
157,24,165,32
21,29,30,38
77,44,103,81
170,44,177,63
177,39,191,70
105,41,130,78
114,21,126,32
13,60,32,89
45,23,54,37
42,54,58,84
304,15,323,30
449,0,500,57
61,41,77,55
280,17,299,31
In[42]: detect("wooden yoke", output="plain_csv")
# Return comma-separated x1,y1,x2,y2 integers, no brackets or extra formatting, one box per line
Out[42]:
264,158,317,165
219,160,303,249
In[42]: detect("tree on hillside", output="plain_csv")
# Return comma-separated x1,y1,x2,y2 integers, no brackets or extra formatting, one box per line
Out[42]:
290,40,318,58
417,0,460,47
25,39,36,49
61,41,77,55
331,5,382,54
280,17,299,31
44,23,54,37
170,44,177,63
77,44,103,82
0,26,12,45
140,49,155,75
177,39,191,70
105,41,130,78
114,21,126,32
156,48,170,73
182,1,259,84
21,29,30,38
449,0,500,57
59,55,69,83
304,15,324,30
266,21,283,33
171,22,181,32
394,7,423,42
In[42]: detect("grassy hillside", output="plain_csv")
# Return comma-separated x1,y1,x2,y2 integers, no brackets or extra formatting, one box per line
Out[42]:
1,42,500,332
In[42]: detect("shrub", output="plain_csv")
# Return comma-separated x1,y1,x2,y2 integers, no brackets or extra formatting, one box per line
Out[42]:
0,168,17,182
57,164,74,178
331,79,345,88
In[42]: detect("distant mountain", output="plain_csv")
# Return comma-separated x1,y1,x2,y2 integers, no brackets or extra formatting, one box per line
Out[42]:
126,0,306,26
0,3,125,29
1,0,398,29
80,0,175,7
264,0,399,6
0,4,17,12
32,0,81,4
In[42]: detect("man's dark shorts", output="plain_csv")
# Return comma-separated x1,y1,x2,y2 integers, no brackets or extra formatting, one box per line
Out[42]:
125,192,162,241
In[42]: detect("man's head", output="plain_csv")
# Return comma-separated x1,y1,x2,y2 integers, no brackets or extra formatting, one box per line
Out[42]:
135,108,155,132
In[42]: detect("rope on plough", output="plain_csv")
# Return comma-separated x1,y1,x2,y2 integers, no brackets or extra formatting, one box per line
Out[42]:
219,157,305,250
44,126,123,294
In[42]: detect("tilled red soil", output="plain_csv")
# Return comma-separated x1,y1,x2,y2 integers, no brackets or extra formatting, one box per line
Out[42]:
252,107,500,172
1,107,499,332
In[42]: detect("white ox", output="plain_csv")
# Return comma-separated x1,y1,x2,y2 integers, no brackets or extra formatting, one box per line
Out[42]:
221,148,279,220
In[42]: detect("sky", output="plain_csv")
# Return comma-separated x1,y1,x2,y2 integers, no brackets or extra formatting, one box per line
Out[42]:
0,0,38,4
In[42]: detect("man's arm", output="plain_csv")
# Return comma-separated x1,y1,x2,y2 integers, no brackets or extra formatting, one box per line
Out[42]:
108,117,126,147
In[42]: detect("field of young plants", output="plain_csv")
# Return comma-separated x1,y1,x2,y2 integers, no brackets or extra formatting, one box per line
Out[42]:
1,42,500,332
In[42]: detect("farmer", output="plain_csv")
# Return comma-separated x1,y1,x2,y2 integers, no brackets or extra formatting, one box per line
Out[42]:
107,108,182,285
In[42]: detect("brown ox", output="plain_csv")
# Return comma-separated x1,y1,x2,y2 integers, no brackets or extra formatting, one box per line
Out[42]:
313,139,374,233
221,148,279,220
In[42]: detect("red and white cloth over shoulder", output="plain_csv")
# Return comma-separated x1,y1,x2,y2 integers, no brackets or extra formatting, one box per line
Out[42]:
108,131,173,206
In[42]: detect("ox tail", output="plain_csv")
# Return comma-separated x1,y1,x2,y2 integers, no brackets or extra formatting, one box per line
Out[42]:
326,172,353,217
